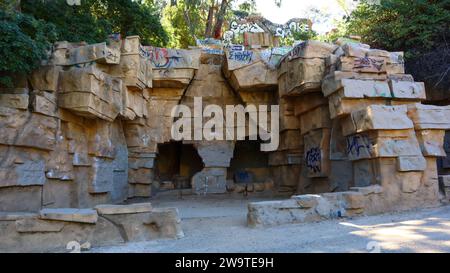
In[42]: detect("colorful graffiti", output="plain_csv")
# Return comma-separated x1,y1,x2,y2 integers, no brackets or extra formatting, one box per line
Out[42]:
196,38,224,55
140,46,183,69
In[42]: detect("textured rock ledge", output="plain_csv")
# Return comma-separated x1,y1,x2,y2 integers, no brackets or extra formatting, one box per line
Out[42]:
247,185,440,228
0,203,183,253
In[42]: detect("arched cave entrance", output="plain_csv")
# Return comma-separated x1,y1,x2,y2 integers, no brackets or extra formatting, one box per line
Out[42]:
154,142,204,191
228,139,269,186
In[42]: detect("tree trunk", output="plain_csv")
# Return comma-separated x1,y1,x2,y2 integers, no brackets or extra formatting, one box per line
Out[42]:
183,8,197,41
204,5,215,38
212,0,228,39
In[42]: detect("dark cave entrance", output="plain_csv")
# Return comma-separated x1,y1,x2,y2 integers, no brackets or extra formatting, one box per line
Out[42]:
154,142,204,191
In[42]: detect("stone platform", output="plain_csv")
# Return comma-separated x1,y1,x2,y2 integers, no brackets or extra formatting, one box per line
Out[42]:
0,203,183,252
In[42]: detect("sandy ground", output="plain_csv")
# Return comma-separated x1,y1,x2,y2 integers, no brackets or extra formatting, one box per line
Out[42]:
90,195,450,253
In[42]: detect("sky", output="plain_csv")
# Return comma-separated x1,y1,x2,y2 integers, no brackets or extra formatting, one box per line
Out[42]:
235,0,356,34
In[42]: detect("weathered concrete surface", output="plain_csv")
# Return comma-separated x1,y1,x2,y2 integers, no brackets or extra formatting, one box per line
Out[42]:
223,49,278,92
0,203,183,253
1,34,449,253
89,196,450,253
95,203,152,215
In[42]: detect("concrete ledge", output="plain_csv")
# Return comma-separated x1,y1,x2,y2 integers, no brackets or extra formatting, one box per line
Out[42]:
15,218,65,233
39,209,98,224
248,186,388,228
0,203,184,252
0,212,38,221
95,203,152,215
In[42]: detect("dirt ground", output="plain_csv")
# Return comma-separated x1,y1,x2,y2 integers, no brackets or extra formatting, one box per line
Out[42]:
90,194,450,253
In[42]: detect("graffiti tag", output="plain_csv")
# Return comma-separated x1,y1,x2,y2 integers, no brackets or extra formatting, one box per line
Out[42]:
140,46,183,69
305,147,322,173
288,42,309,59
196,38,224,55
203,48,224,55
223,20,309,45
346,135,371,158
230,44,245,52
229,50,253,63
106,50,119,63
229,21,265,35
274,21,310,38
354,57,385,71
259,47,291,68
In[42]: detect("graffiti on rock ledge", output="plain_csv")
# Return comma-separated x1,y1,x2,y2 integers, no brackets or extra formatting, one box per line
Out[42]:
346,135,371,158
229,50,254,64
353,57,385,71
139,46,183,69
305,147,322,173
197,38,224,55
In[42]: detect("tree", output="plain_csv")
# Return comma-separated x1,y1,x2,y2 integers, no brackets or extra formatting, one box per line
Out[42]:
237,0,257,15
0,0,21,12
345,0,450,57
343,0,450,99
163,0,282,48
0,9,57,86
162,0,209,48
21,0,168,46
212,0,229,38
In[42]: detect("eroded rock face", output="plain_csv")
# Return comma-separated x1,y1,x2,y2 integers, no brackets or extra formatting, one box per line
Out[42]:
0,204,183,252
0,34,449,240
249,39,449,228
59,66,123,122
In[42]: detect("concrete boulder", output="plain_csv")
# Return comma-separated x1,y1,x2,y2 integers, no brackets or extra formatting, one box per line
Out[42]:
407,104,450,130
347,105,414,134
59,66,123,122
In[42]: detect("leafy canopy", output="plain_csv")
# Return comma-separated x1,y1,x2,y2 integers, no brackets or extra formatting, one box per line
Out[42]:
21,0,168,46
0,9,57,86
345,0,450,57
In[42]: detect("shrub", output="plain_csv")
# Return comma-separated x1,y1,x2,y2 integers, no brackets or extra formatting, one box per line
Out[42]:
0,9,57,86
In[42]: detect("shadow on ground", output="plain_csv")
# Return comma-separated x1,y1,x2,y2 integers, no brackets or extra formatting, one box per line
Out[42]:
90,195,450,253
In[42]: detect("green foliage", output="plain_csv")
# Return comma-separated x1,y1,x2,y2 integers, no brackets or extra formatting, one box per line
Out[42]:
162,0,209,48
279,28,318,46
340,0,450,95
0,0,20,12
322,20,348,43
0,9,57,86
162,0,241,48
292,28,318,41
345,0,450,58
21,0,111,44
236,0,257,16
21,0,168,46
